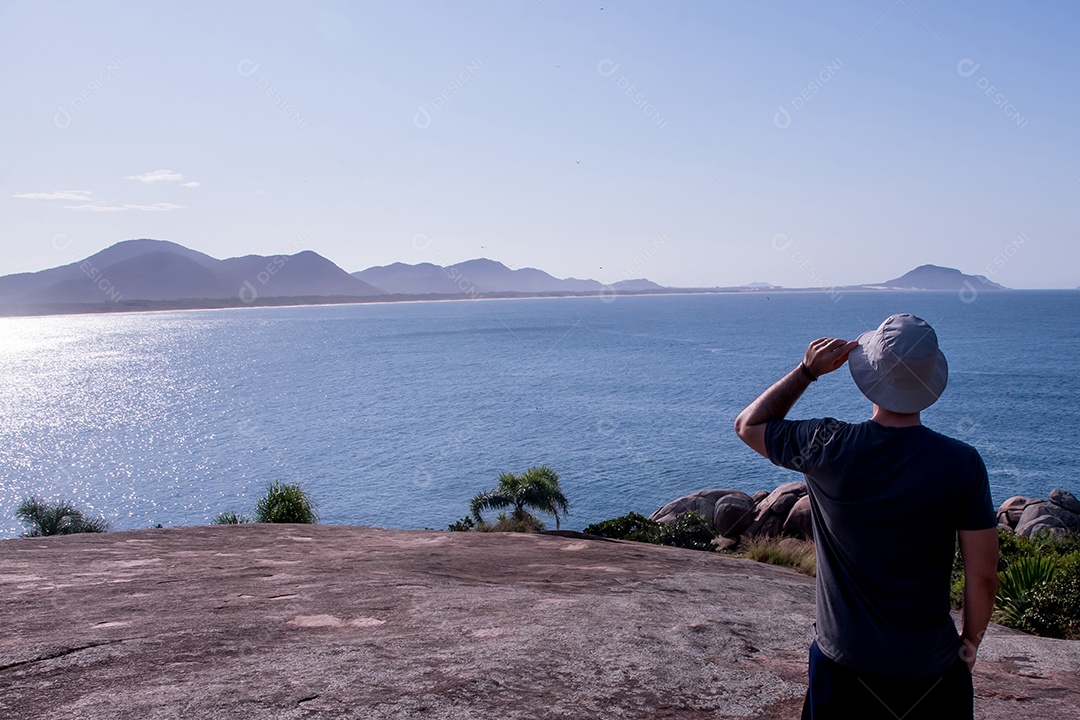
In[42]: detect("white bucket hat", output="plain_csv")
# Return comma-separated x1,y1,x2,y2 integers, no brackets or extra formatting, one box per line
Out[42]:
848,314,948,414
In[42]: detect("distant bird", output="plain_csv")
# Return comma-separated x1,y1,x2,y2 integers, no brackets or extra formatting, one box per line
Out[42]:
555,65,561,68
576,161,581,164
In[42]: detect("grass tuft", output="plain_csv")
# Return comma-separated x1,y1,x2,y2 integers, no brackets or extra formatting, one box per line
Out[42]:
739,536,817,576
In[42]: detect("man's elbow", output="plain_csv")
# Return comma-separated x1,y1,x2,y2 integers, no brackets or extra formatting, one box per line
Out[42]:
734,410,755,440
733,415,746,439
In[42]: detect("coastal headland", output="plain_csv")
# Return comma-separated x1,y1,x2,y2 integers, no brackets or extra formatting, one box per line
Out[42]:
2,525,1077,719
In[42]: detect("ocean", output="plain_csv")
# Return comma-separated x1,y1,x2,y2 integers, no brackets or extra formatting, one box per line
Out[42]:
1,290,1077,538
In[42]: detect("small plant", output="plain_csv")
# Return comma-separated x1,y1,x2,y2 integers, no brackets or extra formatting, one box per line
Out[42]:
584,512,663,543
740,536,817,576
469,466,568,530
1015,559,1080,639
657,510,714,551
252,482,318,524
212,511,249,525
479,513,546,533
448,516,475,532
15,497,109,537
584,510,716,552
996,554,1060,627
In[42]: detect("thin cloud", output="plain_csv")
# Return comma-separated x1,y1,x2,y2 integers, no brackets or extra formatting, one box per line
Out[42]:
64,204,127,212
12,190,94,201
181,181,200,188
126,169,184,183
64,202,186,212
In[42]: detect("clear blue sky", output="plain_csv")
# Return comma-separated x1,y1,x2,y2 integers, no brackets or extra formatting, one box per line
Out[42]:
2,1,1077,288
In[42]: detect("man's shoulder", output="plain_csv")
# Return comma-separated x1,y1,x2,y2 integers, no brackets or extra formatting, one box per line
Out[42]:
916,425,983,458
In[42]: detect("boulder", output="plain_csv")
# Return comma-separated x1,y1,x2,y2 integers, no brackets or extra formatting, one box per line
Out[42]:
713,492,756,538
1023,523,1069,538
782,495,813,540
711,535,738,552
996,496,1041,529
1015,502,1080,537
745,481,807,538
751,490,770,504
1049,488,1080,514
650,489,745,530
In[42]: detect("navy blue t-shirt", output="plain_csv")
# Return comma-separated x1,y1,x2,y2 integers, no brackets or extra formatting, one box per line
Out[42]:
765,418,996,677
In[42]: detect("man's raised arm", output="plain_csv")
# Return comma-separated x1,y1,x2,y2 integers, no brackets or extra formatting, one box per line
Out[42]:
734,338,858,458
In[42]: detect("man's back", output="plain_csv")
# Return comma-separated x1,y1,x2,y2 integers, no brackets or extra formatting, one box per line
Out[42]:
765,418,995,676
734,317,1000,717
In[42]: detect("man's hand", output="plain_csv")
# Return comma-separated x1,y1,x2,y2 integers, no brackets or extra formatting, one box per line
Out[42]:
734,336,858,458
803,338,860,379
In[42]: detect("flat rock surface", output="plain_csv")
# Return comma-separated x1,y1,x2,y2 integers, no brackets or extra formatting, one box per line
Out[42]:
1,525,1077,719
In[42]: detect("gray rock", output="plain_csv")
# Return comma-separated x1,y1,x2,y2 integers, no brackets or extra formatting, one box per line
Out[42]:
1024,523,1068,538
996,496,1041,529
713,492,756,538
711,535,739,552
650,489,745,530
783,495,814,540
752,490,770,504
1015,502,1080,537
1049,488,1080,514
745,482,807,538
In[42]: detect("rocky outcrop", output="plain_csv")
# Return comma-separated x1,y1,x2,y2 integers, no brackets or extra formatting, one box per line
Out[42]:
713,491,756,537
783,495,814,540
1049,488,1080,514
997,496,1041,528
651,482,811,547
0,525,1073,720
745,482,807,539
650,488,745,527
655,484,1080,545
998,489,1080,538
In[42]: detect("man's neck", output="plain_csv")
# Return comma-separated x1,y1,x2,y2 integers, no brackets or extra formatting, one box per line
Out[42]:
871,405,923,427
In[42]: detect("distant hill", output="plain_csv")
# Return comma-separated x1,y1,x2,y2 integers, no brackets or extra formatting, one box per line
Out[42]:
0,239,384,306
1,240,1017,317
354,258,661,295
875,265,1007,291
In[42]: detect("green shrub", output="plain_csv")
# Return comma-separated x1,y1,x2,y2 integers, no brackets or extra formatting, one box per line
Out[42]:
1015,558,1080,639
15,497,109,537
952,527,1080,638
584,512,663,543
252,482,318,524
741,537,817,576
448,516,475,532
657,510,714,551
996,526,1036,572
212,511,249,525
996,554,1060,627
478,512,545,533
584,510,715,551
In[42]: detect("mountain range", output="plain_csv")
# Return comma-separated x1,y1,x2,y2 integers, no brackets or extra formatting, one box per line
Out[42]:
0,239,383,306
0,239,1012,315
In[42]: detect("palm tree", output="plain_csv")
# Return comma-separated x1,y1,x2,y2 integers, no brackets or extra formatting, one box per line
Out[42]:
15,497,109,537
470,466,569,530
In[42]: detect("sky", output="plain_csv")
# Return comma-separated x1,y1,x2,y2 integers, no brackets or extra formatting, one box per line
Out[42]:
1,1,1078,289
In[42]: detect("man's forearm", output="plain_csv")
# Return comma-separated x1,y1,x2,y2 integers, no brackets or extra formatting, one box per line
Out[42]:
734,338,857,457
735,364,812,431
960,574,997,668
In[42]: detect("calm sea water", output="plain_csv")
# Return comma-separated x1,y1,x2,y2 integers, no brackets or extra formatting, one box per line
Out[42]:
1,290,1077,538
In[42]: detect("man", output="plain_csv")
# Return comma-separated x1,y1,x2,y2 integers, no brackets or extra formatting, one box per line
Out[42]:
733,314,999,719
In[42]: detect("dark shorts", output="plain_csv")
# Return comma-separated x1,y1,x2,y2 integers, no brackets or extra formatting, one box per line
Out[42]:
802,641,973,720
